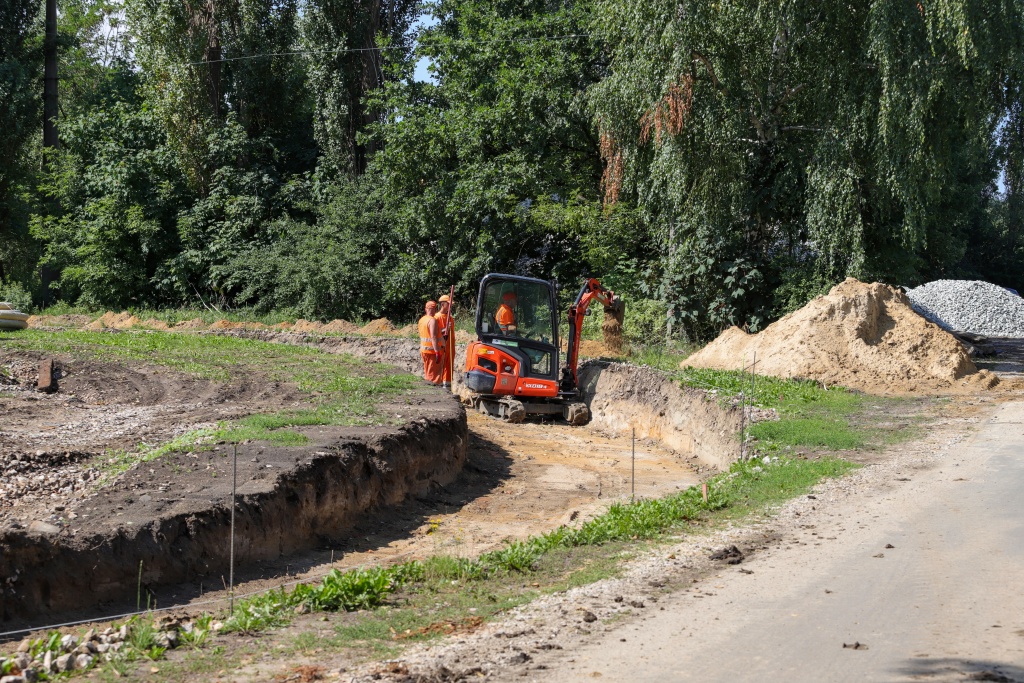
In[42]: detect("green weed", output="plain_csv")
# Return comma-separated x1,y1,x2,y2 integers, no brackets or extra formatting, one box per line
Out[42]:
223,589,292,634
749,417,865,451
421,556,486,582
178,614,214,649
481,540,540,573
291,567,398,612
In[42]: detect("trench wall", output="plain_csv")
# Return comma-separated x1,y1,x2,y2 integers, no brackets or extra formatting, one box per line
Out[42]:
0,409,467,622
215,332,742,470
578,362,742,471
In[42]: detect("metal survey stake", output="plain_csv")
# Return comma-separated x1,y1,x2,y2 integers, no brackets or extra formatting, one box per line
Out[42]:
632,427,636,501
230,444,237,613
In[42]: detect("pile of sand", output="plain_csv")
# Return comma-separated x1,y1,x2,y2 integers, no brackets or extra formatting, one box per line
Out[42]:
26,314,93,329
139,318,171,330
683,278,1000,395
359,318,396,335
322,319,361,334
172,318,208,330
290,319,324,333
86,312,142,330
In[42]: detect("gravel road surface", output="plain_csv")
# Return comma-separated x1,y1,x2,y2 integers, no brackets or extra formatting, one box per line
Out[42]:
550,402,1024,683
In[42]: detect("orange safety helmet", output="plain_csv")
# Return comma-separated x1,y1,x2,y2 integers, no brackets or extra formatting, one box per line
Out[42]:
438,294,450,303
425,300,437,309
502,291,517,303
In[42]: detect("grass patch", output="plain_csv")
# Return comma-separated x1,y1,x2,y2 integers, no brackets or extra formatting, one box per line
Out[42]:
748,417,865,450
1,329,421,466
676,367,918,454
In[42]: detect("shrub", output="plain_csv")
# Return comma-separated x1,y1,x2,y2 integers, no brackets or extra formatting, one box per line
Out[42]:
0,280,33,312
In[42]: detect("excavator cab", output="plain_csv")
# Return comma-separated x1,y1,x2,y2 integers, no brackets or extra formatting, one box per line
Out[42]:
465,273,616,425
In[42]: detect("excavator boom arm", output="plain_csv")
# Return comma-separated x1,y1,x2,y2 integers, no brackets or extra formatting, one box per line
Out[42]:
564,278,617,389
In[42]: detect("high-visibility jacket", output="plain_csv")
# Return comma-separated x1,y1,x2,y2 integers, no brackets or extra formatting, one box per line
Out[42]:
496,303,516,334
435,311,452,344
419,315,440,354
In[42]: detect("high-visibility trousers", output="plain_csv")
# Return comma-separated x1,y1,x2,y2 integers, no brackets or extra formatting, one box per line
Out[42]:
439,342,454,383
421,352,442,384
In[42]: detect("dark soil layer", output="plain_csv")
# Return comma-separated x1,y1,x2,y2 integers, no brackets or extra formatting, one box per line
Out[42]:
0,357,467,625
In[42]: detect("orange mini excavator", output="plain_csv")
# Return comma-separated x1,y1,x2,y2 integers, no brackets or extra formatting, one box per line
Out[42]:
464,274,619,425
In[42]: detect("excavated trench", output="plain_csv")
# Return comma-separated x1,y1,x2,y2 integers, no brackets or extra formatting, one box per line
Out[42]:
0,332,742,627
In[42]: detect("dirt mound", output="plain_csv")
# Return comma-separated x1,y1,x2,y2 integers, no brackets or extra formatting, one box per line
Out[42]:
291,319,325,333
172,318,208,330
139,318,171,330
321,319,361,334
271,321,293,330
86,311,141,330
26,314,93,329
602,300,625,354
208,319,245,330
579,340,623,358
360,318,396,335
398,323,418,338
684,279,999,394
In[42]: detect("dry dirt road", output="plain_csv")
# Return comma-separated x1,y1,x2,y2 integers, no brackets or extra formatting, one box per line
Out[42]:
547,401,1024,683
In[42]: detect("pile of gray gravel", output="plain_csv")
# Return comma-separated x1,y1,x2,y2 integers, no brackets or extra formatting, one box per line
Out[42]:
905,280,1024,337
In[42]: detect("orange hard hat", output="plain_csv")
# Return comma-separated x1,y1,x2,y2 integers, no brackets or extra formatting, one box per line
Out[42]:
439,295,450,303
502,291,516,302
425,300,437,309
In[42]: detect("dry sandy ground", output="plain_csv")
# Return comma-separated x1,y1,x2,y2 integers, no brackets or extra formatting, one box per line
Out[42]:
183,411,704,609
345,397,1024,683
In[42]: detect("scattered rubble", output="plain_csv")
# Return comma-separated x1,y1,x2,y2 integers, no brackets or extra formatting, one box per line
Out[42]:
906,279,1024,338
0,616,200,681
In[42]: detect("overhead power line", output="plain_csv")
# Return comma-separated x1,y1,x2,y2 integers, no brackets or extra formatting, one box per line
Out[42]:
186,33,592,66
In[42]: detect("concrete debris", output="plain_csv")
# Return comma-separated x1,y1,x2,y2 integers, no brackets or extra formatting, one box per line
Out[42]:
906,280,1024,338
0,617,200,681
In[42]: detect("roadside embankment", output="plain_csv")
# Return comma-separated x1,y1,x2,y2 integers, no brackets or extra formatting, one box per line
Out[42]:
578,362,743,471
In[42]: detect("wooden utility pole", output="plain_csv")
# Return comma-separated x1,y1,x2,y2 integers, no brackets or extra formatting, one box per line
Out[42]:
43,0,59,153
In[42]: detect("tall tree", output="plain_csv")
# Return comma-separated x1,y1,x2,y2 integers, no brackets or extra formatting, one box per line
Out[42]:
0,0,41,284
363,0,630,307
591,0,1024,338
302,0,418,174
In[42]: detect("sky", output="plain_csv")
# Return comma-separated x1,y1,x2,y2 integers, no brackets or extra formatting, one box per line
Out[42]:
412,13,438,83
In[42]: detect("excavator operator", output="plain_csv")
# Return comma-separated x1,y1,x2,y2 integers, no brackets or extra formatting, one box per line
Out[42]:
496,290,518,336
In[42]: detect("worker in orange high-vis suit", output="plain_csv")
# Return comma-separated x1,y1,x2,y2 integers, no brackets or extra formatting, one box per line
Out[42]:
418,300,443,384
496,290,517,335
434,295,455,389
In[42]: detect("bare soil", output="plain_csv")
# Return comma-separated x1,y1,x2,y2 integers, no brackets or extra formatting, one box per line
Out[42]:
685,278,1002,394
0,332,725,630
0,346,468,624
0,351,301,529
340,396,1001,683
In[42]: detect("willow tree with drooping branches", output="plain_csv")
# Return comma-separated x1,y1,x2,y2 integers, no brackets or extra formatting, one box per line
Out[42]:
590,0,1024,339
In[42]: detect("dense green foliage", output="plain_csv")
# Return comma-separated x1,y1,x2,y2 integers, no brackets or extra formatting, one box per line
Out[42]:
592,0,1024,337
3,0,1024,336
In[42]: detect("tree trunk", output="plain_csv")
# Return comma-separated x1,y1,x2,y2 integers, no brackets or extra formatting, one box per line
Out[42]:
43,0,58,154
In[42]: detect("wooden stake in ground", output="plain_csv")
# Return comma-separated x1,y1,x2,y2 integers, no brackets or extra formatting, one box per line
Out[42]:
37,359,56,393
